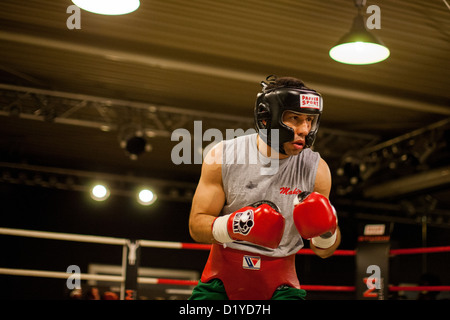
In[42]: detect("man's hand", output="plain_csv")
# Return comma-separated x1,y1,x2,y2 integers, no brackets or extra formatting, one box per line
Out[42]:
212,201,285,249
293,192,338,249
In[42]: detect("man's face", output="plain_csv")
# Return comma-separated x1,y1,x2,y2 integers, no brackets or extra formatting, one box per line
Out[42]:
281,111,316,156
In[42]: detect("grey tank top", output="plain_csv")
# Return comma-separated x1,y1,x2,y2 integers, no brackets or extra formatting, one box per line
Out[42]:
220,133,320,257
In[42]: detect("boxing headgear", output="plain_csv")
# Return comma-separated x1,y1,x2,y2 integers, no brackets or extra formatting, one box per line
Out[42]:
254,79,323,155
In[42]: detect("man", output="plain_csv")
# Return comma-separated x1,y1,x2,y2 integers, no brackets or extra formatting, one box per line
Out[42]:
188,76,341,300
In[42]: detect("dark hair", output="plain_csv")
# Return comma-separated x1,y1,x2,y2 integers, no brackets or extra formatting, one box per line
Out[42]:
262,75,306,92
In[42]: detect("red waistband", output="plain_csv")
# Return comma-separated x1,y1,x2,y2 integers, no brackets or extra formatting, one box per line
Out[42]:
201,244,300,300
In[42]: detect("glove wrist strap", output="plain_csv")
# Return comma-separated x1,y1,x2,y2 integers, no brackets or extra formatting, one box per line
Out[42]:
212,215,233,244
311,231,337,249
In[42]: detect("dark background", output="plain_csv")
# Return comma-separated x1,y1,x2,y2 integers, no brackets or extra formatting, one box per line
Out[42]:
1,1,449,300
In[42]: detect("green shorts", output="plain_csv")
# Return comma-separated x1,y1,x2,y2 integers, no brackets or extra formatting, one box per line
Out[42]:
188,279,307,300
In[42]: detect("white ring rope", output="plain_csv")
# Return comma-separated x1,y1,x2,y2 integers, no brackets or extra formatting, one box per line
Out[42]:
0,227,195,291
0,267,176,285
0,227,127,245
139,240,182,249
0,267,124,282
0,227,188,248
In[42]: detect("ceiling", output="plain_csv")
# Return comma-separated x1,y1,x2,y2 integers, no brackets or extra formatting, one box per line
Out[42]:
0,0,449,227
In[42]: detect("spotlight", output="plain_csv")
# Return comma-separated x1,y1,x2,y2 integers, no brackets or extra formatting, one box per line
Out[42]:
91,184,110,201
72,0,140,15
338,157,361,185
137,189,157,206
125,135,147,157
119,128,152,160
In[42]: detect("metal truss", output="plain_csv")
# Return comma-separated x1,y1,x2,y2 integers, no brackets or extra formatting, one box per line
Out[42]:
334,117,450,197
1,84,449,227
0,83,380,160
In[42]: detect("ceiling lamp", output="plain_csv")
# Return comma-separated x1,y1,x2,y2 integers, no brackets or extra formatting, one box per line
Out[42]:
72,0,140,15
119,126,152,160
90,184,110,201
123,135,148,159
137,189,157,206
329,1,390,65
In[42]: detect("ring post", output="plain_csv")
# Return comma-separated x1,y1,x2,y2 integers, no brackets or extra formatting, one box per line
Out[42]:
355,224,390,300
124,239,140,300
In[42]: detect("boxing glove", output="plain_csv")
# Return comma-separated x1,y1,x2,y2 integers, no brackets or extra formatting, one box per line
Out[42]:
212,201,285,249
293,192,337,248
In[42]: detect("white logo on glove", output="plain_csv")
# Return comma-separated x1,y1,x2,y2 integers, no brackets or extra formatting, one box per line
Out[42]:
232,210,255,235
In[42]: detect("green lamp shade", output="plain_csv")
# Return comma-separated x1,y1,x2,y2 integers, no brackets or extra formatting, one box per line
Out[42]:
329,14,390,65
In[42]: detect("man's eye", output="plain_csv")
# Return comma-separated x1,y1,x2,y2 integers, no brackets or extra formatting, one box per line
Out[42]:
286,116,296,121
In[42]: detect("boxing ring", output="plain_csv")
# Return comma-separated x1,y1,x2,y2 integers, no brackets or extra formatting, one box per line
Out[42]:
1,227,449,299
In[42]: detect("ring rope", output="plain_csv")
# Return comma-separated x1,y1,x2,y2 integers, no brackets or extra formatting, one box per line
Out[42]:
0,227,357,255
389,286,450,292
390,246,450,256
0,267,124,282
2,227,450,256
1,267,449,292
1,227,449,293
0,227,126,245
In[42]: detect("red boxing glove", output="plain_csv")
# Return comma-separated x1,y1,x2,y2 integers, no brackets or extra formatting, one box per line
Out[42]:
293,192,337,248
212,201,285,249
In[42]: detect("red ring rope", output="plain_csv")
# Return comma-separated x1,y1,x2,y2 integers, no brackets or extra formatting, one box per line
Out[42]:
179,243,357,255
146,279,450,292
298,248,356,256
389,286,450,292
390,246,450,256
180,243,211,250
179,243,450,256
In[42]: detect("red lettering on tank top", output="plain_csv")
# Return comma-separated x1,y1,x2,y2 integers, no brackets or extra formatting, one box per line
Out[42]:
279,187,302,195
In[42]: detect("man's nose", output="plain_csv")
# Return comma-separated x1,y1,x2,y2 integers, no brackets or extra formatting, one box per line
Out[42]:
294,120,310,136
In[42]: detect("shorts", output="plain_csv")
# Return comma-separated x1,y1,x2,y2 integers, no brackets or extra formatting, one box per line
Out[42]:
188,279,307,300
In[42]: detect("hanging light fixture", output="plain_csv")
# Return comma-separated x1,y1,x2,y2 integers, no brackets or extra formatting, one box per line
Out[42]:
329,0,390,65
72,0,140,15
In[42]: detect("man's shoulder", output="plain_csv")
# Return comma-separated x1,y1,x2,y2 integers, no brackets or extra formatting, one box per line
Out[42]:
224,132,257,144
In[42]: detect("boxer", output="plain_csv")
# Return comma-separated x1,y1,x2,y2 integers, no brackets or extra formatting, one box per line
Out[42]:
188,76,341,300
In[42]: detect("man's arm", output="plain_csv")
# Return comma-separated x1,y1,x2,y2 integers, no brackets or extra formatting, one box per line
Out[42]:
188,143,225,244
310,157,341,258
189,142,285,249
313,157,332,198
